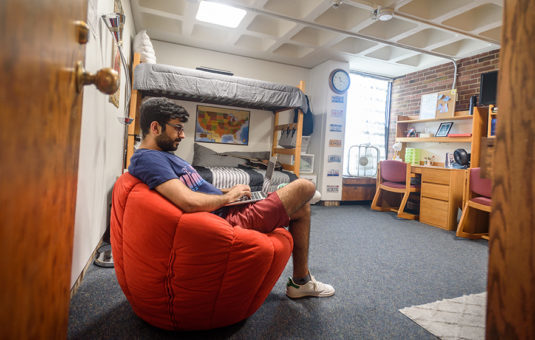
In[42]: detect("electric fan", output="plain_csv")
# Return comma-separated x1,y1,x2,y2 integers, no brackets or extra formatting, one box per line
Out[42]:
346,144,380,177
453,148,471,169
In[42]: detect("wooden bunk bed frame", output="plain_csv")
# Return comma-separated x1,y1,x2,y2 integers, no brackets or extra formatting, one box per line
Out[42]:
125,52,304,176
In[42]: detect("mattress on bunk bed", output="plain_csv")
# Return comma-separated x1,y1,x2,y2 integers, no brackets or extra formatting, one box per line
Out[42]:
133,63,308,112
193,166,298,193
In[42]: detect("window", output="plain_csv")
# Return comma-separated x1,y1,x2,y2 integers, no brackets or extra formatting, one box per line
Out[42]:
343,73,391,176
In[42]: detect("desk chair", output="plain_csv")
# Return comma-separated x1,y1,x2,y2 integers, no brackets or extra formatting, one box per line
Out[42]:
456,168,492,239
371,160,419,220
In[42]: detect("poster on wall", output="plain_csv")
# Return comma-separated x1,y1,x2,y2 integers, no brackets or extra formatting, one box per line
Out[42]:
195,105,250,145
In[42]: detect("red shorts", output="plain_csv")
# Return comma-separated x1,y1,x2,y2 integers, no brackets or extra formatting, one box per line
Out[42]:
225,192,290,233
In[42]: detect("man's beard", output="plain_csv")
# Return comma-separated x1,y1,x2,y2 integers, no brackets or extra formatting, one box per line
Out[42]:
156,134,180,152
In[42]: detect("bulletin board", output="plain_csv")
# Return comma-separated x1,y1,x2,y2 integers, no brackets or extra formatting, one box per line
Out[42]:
435,89,456,118
419,89,457,119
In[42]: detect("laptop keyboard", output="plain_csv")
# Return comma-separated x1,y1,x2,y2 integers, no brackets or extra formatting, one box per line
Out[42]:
237,191,267,202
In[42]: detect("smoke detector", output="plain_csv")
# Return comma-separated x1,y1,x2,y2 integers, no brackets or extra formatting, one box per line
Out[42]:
372,7,394,21
331,0,343,8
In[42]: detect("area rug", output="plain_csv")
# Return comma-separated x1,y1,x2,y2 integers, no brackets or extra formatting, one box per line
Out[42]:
399,292,486,340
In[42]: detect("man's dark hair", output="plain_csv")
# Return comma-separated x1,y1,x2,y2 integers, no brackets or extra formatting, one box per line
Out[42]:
139,97,189,137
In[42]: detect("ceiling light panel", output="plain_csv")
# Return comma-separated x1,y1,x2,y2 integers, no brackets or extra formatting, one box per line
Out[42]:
196,1,247,28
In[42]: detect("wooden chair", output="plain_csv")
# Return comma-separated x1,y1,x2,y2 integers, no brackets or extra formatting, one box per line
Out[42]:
371,160,419,220
456,168,492,239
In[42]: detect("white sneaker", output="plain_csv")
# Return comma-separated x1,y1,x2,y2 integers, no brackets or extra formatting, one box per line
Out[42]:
286,275,335,299
309,190,321,205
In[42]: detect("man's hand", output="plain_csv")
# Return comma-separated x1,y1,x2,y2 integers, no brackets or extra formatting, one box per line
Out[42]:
224,184,251,203
156,180,252,213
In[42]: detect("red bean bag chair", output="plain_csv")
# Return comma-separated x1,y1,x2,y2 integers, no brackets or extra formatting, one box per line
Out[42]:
110,173,293,330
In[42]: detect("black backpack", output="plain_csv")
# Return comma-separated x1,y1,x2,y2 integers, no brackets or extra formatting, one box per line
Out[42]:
293,95,314,136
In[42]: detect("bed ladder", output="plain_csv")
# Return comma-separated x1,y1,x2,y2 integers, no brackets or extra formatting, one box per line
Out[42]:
271,81,304,176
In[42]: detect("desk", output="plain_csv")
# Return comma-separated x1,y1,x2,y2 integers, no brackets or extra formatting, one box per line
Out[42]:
411,165,465,230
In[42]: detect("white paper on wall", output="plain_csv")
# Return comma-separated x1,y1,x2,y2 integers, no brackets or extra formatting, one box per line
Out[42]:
420,93,438,119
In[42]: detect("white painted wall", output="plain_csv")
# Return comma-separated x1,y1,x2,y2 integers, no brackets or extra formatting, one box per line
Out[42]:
152,40,309,86
308,60,349,199
70,0,135,287
172,100,276,164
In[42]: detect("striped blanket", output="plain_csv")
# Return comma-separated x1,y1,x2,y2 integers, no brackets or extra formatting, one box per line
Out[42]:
193,166,297,192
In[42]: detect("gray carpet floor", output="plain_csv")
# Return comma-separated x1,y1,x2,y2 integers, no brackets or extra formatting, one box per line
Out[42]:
68,204,488,339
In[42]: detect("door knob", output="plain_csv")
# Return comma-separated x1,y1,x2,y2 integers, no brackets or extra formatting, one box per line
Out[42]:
75,61,119,94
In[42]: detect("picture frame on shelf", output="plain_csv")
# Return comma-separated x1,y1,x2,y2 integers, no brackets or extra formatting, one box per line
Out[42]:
435,122,453,137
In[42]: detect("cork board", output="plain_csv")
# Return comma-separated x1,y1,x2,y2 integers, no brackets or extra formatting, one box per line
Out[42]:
435,89,457,118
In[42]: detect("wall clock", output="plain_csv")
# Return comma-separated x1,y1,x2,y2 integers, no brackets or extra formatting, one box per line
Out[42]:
329,69,350,94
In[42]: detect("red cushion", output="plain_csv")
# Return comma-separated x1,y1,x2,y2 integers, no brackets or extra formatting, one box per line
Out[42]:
471,196,492,206
380,160,407,183
111,173,293,330
382,181,407,189
470,168,492,198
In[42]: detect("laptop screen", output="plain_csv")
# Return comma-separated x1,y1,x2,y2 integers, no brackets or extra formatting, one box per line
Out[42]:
261,156,277,193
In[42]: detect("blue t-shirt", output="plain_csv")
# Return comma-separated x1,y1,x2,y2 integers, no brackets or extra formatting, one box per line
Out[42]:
128,148,222,195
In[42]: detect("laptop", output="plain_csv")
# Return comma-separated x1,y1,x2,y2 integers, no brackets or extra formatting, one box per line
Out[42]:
225,156,277,206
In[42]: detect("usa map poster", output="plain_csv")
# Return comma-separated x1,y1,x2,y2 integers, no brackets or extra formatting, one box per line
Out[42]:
195,105,250,145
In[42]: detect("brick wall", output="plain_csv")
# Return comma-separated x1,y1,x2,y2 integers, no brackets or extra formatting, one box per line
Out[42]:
388,49,500,157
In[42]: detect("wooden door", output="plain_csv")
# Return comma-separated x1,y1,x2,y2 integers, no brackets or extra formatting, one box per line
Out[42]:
486,0,535,338
0,0,88,338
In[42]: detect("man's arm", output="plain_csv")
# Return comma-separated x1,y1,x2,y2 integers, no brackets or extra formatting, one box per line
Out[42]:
155,179,251,213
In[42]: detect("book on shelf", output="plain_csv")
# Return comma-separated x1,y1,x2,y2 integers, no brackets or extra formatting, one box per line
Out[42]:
447,133,472,137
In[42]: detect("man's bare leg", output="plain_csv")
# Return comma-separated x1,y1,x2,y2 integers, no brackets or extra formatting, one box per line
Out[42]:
275,179,315,278
276,179,335,298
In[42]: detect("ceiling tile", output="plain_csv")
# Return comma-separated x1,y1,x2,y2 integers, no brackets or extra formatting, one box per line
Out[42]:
358,17,418,40
332,37,378,54
246,14,295,37
432,38,489,57
442,3,503,32
138,0,186,16
263,0,323,19
234,34,275,51
142,13,182,34
290,27,337,47
398,0,471,20
314,4,370,30
272,43,313,58
397,28,455,49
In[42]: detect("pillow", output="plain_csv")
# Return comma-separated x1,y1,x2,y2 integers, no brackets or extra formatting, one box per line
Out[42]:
192,144,247,168
192,144,271,168
133,30,156,64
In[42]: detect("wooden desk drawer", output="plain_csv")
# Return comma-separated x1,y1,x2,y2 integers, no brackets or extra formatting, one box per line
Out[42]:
420,197,449,228
422,168,450,185
421,182,449,201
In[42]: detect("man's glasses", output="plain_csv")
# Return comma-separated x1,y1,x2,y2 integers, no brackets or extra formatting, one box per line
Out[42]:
166,122,184,134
